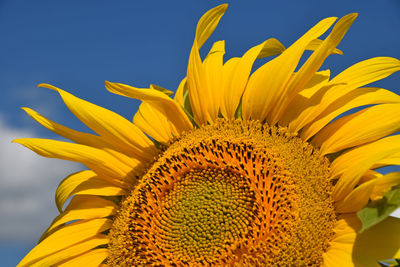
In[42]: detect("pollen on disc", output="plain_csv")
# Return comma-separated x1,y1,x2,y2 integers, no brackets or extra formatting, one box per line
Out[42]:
107,119,336,266
158,168,255,263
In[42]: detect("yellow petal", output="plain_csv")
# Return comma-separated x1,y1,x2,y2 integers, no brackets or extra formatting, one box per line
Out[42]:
312,104,400,155
38,83,157,161
242,16,337,122
323,215,400,266
220,57,240,118
222,38,286,119
323,215,358,267
26,235,108,267
372,152,400,169
353,217,400,266
22,107,142,170
57,248,109,267
202,37,288,120
303,87,400,141
149,83,174,96
331,57,400,86
335,178,377,213
55,170,127,212
306,38,343,55
105,81,193,134
371,172,400,200
22,107,103,147
286,82,338,133
256,38,286,58
18,219,112,267
358,170,382,184
203,40,225,121
294,57,400,134
174,77,187,107
187,4,228,125
323,248,355,267
133,102,175,143
292,70,331,98
271,13,357,124
13,138,134,181
280,70,330,127
331,135,400,201
194,4,228,49
41,195,117,241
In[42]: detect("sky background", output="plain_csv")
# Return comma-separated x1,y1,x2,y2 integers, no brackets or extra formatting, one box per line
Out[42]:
1,0,400,265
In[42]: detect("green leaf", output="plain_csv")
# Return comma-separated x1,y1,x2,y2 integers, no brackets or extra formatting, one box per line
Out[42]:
357,186,400,233
179,85,198,128
182,85,194,117
152,139,163,150
181,105,198,128
234,97,243,119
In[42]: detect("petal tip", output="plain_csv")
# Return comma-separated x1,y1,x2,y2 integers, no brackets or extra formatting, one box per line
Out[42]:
104,80,117,90
104,81,119,94
219,3,228,10
342,13,358,25
12,138,23,144
37,83,59,92
324,16,339,23
36,83,47,88
349,12,359,18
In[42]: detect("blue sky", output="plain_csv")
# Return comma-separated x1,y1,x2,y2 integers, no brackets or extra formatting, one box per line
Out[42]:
1,0,400,265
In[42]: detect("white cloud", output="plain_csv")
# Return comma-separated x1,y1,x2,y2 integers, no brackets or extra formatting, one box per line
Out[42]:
0,116,80,242
9,84,62,118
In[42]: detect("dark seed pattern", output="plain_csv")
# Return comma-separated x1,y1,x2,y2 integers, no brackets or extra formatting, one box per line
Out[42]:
107,120,335,266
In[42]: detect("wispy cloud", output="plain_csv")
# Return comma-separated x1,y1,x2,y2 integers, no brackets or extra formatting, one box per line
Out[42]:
0,115,80,242
9,84,63,119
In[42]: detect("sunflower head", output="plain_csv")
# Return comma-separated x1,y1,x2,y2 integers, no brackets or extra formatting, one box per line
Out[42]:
16,4,400,267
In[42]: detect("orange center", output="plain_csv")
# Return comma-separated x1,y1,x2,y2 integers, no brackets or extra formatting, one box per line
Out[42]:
107,119,336,266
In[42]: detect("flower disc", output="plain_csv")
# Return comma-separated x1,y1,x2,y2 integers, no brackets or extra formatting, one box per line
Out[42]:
107,120,336,266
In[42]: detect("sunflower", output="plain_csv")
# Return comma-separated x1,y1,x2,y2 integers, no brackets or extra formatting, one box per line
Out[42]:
15,4,400,267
